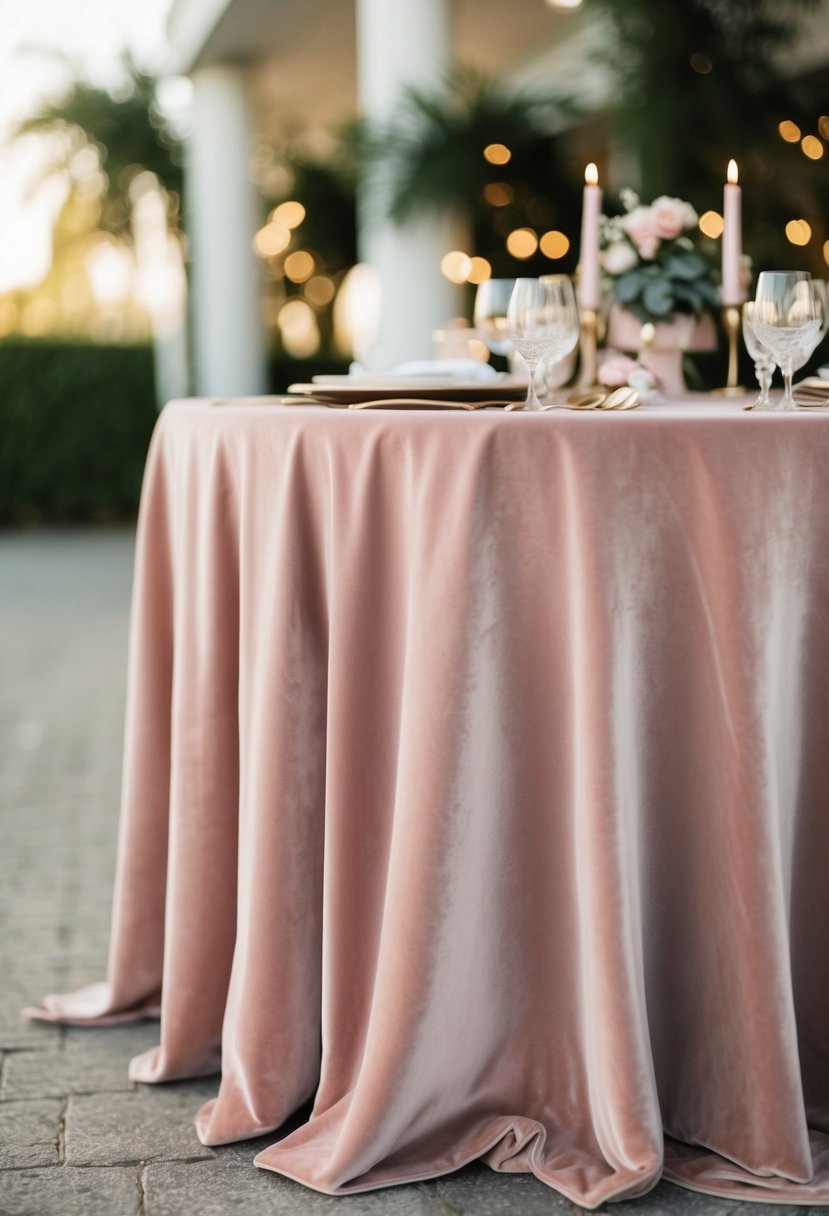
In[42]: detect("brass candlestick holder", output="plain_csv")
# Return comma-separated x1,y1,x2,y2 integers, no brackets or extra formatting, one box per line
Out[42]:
713,304,746,396
575,307,600,388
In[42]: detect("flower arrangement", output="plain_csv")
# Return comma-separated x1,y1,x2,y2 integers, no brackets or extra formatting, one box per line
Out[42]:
600,189,720,326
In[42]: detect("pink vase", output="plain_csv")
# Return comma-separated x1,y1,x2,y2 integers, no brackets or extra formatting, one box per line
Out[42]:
606,306,717,395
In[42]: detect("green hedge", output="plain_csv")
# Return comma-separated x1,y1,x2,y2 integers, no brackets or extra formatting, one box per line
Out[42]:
270,352,351,393
0,339,158,525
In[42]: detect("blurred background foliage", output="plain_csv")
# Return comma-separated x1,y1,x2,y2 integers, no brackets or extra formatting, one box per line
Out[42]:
591,0,828,271
15,51,184,237
1,0,828,521
0,340,157,524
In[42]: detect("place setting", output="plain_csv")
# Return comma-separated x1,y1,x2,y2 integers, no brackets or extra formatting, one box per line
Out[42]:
276,160,827,418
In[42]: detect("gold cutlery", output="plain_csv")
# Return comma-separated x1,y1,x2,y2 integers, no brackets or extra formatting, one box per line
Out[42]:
347,398,515,410
566,390,607,409
535,387,640,412
211,391,641,412
600,387,641,410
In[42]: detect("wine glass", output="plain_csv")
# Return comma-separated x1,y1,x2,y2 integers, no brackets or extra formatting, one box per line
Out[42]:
813,280,829,346
742,302,775,410
507,276,579,411
540,273,579,397
752,272,822,411
473,279,516,357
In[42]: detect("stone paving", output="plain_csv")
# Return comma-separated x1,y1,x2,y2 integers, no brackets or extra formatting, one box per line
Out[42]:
0,529,816,1215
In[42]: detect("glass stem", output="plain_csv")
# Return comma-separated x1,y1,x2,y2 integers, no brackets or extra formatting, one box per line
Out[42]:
759,365,772,404
781,361,796,409
525,362,542,410
755,362,771,406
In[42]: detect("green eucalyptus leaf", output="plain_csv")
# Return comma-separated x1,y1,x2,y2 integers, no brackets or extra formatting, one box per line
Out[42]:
665,251,707,281
643,279,675,317
614,272,645,303
673,282,705,315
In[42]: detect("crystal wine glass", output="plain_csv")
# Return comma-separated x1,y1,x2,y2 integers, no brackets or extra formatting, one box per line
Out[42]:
742,302,775,410
752,272,821,411
473,279,516,357
507,276,579,411
813,280,829,347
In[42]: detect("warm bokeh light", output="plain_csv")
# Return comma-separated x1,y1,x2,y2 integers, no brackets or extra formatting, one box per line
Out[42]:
284,250,315,282
468,338,491,362
819,116,829,141
466,256,492,284
333,263,382,358
440,250,472,283
506,228,539,259
801,135,824,160
278,298,320,357
253,222,291,258
727,159,738,184
785,219,812,246
778,120,802,143
824,239,829,268
540,230,570,259
304,275,335,305
545,0,583,8
483,182,514,206
585,162,599,186
689,52,713,74
483,143,511,165
699,210,724,238
86,240,134,306
270,200,306,229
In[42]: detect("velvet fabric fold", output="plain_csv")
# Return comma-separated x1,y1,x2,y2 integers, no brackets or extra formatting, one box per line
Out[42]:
29,399,829,1204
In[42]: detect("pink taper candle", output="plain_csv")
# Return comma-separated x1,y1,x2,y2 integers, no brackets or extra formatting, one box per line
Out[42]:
577,163,602,310
721,159,744,305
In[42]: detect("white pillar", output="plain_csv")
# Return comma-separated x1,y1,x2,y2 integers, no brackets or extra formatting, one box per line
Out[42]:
188,64,268,397
355,0,467,368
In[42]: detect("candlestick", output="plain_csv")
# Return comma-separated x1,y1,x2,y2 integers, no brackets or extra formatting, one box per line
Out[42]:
713,305,746,396
577,163,602,311
575,307,599,388
721,159,744,306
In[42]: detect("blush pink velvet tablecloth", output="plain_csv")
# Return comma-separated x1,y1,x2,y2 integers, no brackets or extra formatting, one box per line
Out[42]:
31,397,829,1205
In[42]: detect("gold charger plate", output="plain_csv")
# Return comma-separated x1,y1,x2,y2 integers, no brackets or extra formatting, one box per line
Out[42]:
288,381,525,406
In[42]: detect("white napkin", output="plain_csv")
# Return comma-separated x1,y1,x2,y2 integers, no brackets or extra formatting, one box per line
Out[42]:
348,359,498,383
392,359,498,382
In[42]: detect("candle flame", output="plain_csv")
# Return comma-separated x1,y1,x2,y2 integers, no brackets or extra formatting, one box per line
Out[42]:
727,159,738,184
585,162,599,186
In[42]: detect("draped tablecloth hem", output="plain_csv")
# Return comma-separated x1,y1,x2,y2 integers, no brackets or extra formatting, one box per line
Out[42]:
254,1119,661,1209
255,1125,829,1207
129,1045,222,1085
23,985,161,1027
661,1170,829,1206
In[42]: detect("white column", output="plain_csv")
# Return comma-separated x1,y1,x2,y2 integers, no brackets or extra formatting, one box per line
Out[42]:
188,64,268,397
355,0,466,368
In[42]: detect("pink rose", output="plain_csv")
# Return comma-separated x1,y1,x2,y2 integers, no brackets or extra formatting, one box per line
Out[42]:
619,205,660,259
651,195,690,240
598,350,640,388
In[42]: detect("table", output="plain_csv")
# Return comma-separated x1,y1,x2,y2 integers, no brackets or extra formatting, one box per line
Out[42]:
31,397,829,1205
